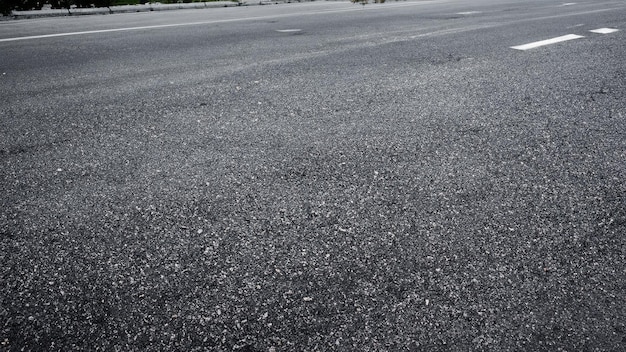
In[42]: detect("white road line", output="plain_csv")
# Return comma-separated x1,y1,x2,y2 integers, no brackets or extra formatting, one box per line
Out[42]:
589,27,619,34
1,3,622,44
0,1,436,43
276,29,302,33
456,11,482,15
0,25,181,42
561,3,577,6
510,34,584,50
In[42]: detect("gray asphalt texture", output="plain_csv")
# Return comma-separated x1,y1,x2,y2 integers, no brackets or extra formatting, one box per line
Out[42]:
1,0,625,350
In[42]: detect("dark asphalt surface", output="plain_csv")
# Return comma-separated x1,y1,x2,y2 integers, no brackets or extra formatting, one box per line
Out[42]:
1,0,625,350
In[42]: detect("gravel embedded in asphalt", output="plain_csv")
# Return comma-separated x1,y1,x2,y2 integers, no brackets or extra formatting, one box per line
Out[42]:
1,0,625,350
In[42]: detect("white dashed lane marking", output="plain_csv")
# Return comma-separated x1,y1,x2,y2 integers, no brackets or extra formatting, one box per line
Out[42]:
589,28,619,34
276,29,302,33
510,34,584,50
456,11,482,15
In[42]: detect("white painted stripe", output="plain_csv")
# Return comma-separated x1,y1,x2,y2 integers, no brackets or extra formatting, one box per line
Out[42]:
510,34,584,50
561,3,577,6
276,29,302,33
0,1,435,43
456,11,482,15
0,26,178,42
589,28,619,34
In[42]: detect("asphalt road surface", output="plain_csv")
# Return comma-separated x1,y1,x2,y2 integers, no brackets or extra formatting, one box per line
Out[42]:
1,0,625,350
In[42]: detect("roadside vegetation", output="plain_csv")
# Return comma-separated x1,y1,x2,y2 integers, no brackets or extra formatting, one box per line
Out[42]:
0,0,388,17
1,0,234,15
351,0,385,3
